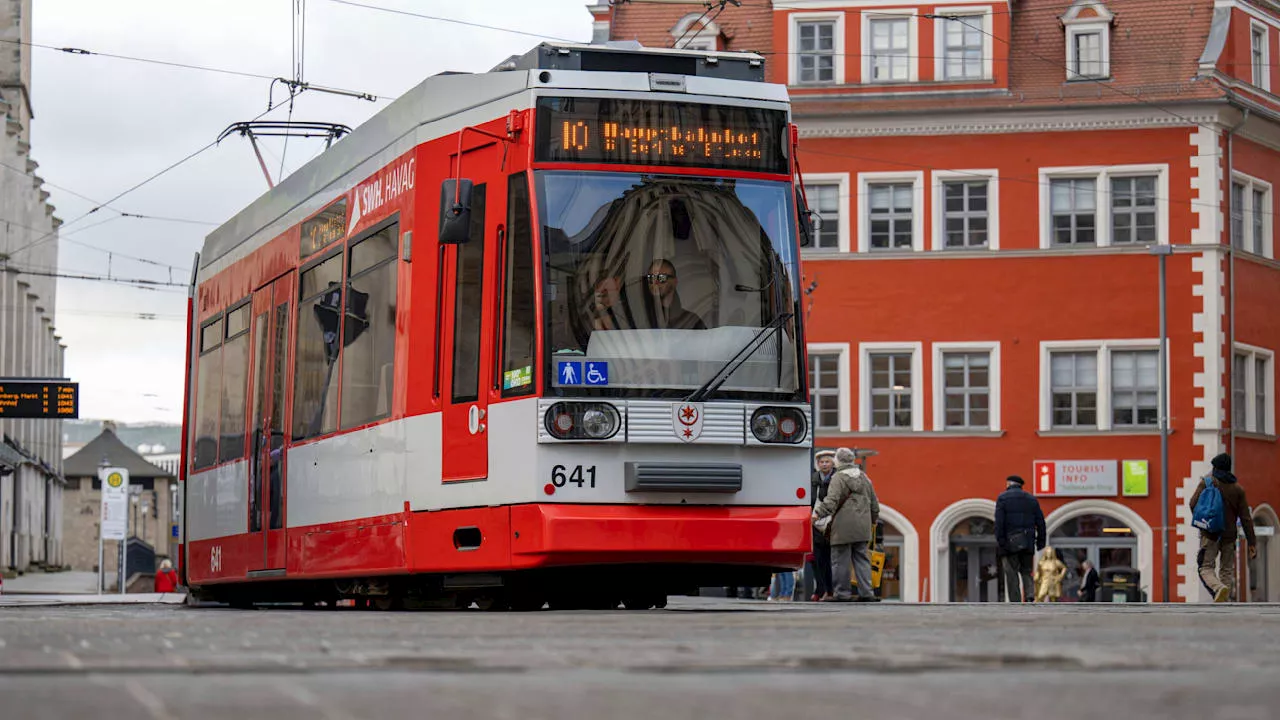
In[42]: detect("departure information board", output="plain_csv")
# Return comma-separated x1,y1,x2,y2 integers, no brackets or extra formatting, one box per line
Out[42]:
0,381,79,418
535,97,788,174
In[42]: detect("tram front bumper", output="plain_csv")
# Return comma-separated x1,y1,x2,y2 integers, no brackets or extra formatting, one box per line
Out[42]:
509,503,811,569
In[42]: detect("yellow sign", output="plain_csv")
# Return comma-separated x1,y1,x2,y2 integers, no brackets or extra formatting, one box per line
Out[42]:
106,471,124,489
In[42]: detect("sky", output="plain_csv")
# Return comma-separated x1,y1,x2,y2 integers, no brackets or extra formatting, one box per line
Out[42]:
32,0,593,424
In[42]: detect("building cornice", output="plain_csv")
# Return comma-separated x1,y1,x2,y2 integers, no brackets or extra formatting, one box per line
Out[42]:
796,103,1229,138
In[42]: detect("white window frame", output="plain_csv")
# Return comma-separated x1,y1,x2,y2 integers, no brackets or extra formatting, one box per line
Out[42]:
801,172,851,253
859,342,924,432
1039,340,1170,433
858,170,925,253
1061,2,1113,81
1252,21,1271,92
861,8,919,84
789,12,845,86
932,169,1000,250
932,341,1001,432
1234,342,1274,436
1038,165,1169,249
808,342,851,433
672,13,720,51
1231,172,1273,258
932,6,994,82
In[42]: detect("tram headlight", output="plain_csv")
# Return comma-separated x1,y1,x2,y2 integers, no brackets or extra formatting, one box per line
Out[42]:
544,402,621,441
750,407,807,444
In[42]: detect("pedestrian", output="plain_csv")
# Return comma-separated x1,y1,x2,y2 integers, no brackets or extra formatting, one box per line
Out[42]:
994,475,1045,602
154,558,179,593
1078,560,1100,602
770,570,795,601
1190,453,1258,603
808,449,836,601
812,447,880,603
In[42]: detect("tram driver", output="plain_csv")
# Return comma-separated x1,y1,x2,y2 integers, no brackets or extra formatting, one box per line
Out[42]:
643,258,706,331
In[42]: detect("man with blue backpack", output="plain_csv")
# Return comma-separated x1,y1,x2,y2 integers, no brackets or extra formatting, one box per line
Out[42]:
1189,453,1258,602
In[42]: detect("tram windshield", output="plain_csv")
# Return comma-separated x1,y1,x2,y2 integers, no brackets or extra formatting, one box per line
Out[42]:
537,171,803,400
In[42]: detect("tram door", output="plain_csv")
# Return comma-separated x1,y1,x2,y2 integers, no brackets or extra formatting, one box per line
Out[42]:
247,273,294,572
440,152,504,482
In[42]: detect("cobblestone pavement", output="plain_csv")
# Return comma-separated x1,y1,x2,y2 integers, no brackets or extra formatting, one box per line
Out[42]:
1,597,1278,720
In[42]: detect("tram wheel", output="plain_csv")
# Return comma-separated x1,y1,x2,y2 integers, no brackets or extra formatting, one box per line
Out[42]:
372,595,403,611
474,594,509,611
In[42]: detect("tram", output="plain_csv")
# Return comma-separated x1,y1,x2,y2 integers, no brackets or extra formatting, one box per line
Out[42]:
179,42,816,610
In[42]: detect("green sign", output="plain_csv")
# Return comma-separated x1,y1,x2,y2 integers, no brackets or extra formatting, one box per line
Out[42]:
1122,460,1149,497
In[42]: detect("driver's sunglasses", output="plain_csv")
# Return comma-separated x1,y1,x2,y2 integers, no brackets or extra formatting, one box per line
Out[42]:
645,273,674,284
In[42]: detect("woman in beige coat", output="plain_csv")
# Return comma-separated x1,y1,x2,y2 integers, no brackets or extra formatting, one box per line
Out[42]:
812,447,880,602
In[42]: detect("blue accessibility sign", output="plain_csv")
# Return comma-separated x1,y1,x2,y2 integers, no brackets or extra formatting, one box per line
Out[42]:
584,361,609,386
557,361,583,385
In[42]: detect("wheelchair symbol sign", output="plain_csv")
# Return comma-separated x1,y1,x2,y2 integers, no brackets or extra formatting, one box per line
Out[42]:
584,362,609,386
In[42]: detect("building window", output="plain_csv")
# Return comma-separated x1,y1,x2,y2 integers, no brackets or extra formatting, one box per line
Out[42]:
339,221,399,429
1232,175,1272,256
1050,351,1098,428
868,184,913,250
1111,350,1158,427
943,180,989,248
869,352,913,429
869,17,910,82
1062,2,1113,81
942,352,990,429
1233,346,1273,435
1073,31,1103,77
1110,176,1157,244
942,15,985,80
292,251,344,441
1252,24,1269,91
1041,341,1166,432
1050,178,1097,245
809,352,842,431
797,20,836,84
1041,165,1168,248
809,184,842,249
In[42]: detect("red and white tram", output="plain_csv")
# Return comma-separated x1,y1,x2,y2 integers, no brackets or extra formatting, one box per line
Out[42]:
180,42,816,609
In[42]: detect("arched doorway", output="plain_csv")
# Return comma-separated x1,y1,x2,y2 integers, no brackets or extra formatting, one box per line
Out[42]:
929,498,996,602
949,516,1002,602
1249,504,1280,602
1045,501,1152,602
875,505,919,602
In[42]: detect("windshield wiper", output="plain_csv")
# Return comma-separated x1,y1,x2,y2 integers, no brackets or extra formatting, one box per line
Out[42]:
684,312,794,403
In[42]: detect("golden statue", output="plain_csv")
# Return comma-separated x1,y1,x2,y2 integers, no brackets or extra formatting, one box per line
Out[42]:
1034,546,1068,602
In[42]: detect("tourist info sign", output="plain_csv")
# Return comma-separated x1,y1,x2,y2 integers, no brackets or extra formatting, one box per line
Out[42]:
1032,460,1118,497
99,467,129,540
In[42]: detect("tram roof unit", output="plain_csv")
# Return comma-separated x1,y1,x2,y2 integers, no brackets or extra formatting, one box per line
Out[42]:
197,42,790,282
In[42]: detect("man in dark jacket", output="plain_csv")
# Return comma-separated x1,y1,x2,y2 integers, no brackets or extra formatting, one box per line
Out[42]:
994,475,1046,602
1190,453,1258,602
808,449,836,601
1078,561,1100,602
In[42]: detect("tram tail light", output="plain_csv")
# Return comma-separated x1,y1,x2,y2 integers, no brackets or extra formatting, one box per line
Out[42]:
750,407,807,444
545,402,621,441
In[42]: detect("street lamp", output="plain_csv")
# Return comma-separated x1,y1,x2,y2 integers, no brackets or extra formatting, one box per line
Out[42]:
1149,243,1173,602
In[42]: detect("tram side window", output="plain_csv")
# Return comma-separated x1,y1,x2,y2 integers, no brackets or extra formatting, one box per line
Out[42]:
193,316,224,471
452,184,488,403
501,173,536,397
220,303,252,463
340,222,399,429
293,252,344,441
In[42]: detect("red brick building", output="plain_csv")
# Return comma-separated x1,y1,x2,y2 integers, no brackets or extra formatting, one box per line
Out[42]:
592,0,1280,603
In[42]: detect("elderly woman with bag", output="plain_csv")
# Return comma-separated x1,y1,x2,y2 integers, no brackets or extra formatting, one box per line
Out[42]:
811,447,880,602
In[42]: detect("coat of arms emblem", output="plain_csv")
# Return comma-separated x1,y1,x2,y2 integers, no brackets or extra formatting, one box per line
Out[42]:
673,402,703,442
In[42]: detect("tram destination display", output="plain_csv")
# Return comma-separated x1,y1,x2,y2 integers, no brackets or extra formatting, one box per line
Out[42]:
535,97,788,173
0,380,79,419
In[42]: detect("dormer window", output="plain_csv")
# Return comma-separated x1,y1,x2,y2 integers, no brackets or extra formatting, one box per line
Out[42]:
671,13,720,51
1061,0,1113,81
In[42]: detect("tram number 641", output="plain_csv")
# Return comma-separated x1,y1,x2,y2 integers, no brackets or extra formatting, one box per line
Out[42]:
551,465,597,488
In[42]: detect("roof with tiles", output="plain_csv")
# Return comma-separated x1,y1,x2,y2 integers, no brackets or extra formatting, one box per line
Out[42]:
796,0,1227,117
608,1,773,54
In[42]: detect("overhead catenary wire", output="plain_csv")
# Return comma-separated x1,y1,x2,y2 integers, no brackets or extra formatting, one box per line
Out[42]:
322,0,583,42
